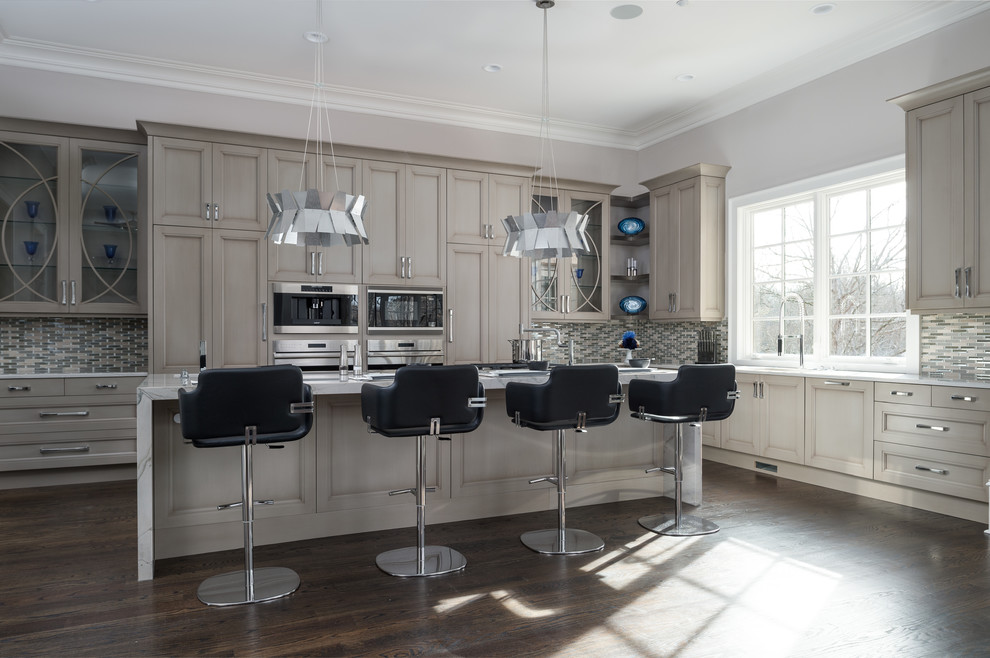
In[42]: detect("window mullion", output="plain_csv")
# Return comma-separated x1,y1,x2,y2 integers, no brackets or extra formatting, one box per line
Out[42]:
814,190,830,364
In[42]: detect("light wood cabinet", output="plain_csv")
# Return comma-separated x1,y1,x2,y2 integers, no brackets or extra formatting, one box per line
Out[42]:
530,185,611,321
266,149,362,283
894,69,990,311
645,164,729,322
0,375,140,471
805,377,874,477
0,129,146,315
151,137,268,231
446,170,529,245
152,225,267,373
362,161,445,286
721,373,805,463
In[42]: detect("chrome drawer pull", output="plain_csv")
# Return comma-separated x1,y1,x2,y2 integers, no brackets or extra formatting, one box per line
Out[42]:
95,383,118,390
40,445,91,454
950,394,977,402
39,411,90,417
824,380,851,386
7,385,31,392
915,465,948,475
916,423,948,432
890,390,913,396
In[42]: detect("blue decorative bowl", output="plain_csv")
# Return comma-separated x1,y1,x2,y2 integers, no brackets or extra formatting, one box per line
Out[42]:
619,295,647,314
617,217,645,236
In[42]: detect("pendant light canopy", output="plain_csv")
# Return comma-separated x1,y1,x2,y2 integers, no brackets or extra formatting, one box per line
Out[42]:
266,5,368,247
502,0,590,260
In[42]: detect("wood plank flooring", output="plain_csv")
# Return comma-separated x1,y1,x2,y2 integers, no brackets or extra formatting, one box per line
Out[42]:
1,462,988,657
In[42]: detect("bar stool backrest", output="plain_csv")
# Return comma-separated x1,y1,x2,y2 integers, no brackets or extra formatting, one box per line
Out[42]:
506,364,621,431
178,365,314,447
628,364,737,423
361,365,485,438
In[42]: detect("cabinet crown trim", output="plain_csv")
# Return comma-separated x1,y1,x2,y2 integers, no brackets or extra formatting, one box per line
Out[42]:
641,163,731,191
889,66,990,111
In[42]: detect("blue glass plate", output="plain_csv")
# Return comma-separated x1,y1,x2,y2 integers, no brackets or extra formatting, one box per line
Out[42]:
619,295,647,314
617,217,645,236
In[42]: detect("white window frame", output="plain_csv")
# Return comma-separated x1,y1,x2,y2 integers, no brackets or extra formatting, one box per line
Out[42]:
728,156,919,374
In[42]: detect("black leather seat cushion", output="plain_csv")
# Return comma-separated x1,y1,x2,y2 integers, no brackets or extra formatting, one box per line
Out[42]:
178,365,314,448
361,365,485,438
628,364,737,423
505,364,621,431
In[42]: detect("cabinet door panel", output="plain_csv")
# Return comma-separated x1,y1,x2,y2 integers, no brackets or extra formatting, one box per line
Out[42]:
405,165,445,285
490,250,526,364
490,174,528,242
212,230,267,369
805,378,873,476
317,155,362,281
447,169,488,244
966,87,990,306
267,149,317,281
152,226,211,373
362,161,403,284
212,144,267,231
152,138,210,227
446,244,487,364
721,373,760,454
762,375,805,463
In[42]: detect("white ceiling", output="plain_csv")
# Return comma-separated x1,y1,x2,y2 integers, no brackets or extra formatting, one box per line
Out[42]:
1,0,988,150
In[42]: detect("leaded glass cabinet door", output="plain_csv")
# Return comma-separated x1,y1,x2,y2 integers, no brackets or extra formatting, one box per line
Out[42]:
0,133,68,312
70,141,146,313
529,191,563,317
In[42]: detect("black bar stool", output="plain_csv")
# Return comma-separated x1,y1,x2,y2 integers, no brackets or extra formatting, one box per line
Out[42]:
505,364,623,555
178,365,314,606
361,365,486,577
628,364,739,537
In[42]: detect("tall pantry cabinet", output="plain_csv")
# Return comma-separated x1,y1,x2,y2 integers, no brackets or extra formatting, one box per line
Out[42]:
147,129,269,373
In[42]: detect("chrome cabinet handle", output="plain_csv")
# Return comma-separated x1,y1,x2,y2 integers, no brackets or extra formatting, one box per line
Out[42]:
955,267,962,298
752,382,759,398
890,390,913,396
965,266,972,298
318,252,324,276
407,256,413,279
213,203,220,221
61,280,67,305
205,203,211,220
759,381,765,399
261,302,268,342
483,224,490,239
448,308,454,343
7,385,31,392
400,256,407,278
916,423,949,432
310,251,317,275
95,383,118,390
70,280,76,306
915,464,948,475
40,445,90,454
672,293,677,312
950,394,977,402
824,380,851,386
39,410,90,417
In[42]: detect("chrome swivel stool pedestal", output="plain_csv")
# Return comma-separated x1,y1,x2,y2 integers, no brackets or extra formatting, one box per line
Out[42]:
505,365,623,555
628,364,738,537
361,365,486,577
177,365,314,606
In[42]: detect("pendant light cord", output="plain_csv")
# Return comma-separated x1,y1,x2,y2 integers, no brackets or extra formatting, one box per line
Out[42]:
534,3,560,215
299,0,341,194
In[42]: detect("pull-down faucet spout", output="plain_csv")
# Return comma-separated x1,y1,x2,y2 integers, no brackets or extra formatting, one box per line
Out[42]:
520,324,574,366
777,292,806,367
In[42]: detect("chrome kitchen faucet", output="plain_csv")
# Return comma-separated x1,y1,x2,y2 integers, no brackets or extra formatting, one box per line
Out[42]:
777,292,807,367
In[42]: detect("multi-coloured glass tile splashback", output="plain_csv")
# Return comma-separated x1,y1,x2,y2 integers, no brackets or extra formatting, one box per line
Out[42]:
0,317,148,374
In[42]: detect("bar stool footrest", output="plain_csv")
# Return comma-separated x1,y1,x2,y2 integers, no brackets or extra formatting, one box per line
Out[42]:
375,546,467,577
197,566,300,606
638,513,719,537
520,528,604,555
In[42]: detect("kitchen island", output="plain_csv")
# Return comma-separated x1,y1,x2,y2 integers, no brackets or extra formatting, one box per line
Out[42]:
136,367,686,580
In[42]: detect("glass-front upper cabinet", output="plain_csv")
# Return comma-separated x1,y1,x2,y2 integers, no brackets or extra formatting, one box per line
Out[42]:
0,130,145,315
71,141,145,313
530,186,609,321
0,132,67,311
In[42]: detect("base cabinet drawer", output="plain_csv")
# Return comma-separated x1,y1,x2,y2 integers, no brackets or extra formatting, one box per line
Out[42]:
874,441,990,501
874,402,989,456
0,438,136,471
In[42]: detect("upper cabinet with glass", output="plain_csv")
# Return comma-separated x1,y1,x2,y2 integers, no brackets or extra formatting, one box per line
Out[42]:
0,125,145,315
529,182,612,321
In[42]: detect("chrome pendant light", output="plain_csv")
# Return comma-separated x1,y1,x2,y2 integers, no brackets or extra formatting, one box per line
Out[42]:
266,3,369,247
502,0,589,260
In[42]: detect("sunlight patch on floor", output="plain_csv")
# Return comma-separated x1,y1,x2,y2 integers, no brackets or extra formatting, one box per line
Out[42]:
488,589,559,618
583,532,703,591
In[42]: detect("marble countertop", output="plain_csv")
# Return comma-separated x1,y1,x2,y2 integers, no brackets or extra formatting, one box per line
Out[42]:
1,371,148,379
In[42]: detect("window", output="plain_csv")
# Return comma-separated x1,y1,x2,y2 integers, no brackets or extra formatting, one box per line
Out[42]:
732,162,916,372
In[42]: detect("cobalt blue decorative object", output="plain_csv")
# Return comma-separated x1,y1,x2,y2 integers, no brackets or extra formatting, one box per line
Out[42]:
619,296,647,315
617,217,645,236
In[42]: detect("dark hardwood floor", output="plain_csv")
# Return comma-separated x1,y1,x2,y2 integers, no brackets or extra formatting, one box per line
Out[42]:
1,462,988,657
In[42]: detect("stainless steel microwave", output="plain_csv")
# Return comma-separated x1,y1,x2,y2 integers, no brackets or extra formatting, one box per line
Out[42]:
272,282,360,334
367,288,444,333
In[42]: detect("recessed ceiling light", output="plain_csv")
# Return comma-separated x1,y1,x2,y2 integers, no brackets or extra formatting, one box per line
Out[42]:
675,0,689,7
483,64,502,73
675,73,695,82
304,31,328,44
610,4,643,20
811,3,835,15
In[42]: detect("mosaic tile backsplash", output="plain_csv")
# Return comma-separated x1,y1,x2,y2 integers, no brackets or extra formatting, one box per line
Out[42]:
538,318,728,366
919,313,990,381
0,317,148,374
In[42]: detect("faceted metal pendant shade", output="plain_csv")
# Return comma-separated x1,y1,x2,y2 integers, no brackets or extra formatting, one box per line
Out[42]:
501,210,589,259
266,189,369,247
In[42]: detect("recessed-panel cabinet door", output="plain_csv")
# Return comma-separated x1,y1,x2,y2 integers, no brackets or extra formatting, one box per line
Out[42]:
446,243,487,364
362,160,403,284
152,225,211,373
447,169,488,244
212,143,267,231
405,165,445,285
212,230,267,369
152,137,211,227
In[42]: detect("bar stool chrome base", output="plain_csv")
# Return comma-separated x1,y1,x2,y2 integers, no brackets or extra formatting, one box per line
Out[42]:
197,566,300,606
521,528,605,555
376,545,467,577
639,513,719,537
